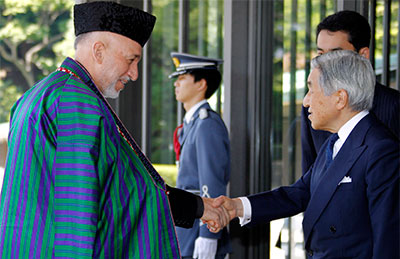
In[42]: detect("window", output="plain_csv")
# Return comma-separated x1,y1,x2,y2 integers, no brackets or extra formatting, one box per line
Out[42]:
149,0,224,186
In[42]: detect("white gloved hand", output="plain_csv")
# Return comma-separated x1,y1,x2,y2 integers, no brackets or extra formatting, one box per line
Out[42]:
193,237,218,259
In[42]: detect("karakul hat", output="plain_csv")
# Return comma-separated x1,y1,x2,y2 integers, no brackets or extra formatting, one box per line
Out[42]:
74,1,156,47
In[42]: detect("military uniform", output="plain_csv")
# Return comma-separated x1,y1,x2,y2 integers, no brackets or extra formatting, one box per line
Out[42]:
176,101,232,257
170,52,232,258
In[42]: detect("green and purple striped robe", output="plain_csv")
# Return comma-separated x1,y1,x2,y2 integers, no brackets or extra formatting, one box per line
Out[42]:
0,57,180,258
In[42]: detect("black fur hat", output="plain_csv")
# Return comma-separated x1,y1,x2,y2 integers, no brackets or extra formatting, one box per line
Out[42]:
74,1,156,47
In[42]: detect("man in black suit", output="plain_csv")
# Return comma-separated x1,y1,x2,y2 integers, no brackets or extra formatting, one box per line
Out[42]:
301,10,400,174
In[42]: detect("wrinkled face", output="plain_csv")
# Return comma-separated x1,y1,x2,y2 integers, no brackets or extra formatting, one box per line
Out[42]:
100,35,142,99
317,29,355,55
173,73,199,103
303,68,339,132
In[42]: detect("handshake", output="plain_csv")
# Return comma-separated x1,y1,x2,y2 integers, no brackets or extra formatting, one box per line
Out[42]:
200,196,244,233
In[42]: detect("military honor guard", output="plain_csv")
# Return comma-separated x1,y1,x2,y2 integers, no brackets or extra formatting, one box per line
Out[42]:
170,53,232,259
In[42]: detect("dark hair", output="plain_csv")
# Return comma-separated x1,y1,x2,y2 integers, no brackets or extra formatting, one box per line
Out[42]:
188,68,222,99
316,10,371,52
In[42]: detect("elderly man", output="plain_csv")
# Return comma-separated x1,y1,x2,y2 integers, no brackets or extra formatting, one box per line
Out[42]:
0,2,226,258
301,10,400,175
211,50,399,259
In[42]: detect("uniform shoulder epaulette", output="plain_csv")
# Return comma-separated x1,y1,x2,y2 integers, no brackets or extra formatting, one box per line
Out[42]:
199,108,209,120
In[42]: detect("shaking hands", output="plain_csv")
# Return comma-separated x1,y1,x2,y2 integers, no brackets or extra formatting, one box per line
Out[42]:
200,196,244,233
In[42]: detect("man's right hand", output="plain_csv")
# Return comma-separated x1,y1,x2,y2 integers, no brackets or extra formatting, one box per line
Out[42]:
205,195,243,233
200,197,230,233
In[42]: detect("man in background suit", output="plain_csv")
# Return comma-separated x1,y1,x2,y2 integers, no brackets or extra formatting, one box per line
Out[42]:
170,53,232,259
301,10,400,174
211,50,399,259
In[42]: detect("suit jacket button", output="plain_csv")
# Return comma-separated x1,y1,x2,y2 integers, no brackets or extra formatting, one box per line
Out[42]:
307,250,313,256
330,226,336,233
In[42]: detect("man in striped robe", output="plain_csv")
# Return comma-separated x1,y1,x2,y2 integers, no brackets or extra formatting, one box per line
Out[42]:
0,2,227,258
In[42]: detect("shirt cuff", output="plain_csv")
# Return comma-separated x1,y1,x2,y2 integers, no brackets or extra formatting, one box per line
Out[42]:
238,197,252,226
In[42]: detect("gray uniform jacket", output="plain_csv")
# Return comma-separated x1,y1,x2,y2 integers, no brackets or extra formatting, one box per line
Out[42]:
176,102,232,257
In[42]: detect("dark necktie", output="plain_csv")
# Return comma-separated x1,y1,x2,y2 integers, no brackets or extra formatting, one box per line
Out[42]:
311,133,339,193
324,133,339,170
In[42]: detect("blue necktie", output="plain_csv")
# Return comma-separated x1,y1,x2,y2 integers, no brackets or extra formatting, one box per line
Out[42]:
311,133,339,193
324,133,339,170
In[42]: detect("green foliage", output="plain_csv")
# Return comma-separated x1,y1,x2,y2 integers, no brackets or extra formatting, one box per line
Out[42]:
0,0,74,123
0,79,21,122
0,0,74,91
375,1,398,58
149,0,179,163
154,164,178,186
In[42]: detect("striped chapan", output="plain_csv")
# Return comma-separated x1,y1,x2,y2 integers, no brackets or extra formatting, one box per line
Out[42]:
0,57,180,258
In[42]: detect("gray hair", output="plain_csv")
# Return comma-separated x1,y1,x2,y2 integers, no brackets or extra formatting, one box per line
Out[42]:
311,50,375,111
74,32,96,49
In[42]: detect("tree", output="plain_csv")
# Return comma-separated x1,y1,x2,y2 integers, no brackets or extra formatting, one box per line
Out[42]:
0,0,74,122
0,79,20,122
0,0,74,91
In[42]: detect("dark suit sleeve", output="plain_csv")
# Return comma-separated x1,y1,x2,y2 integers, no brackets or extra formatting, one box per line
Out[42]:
301,106,318,174
365,138,400,258
247,171,312,226
166,185,204,228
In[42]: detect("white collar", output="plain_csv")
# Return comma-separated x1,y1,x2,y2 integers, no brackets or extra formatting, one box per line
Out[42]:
332,110,369,158
184,100,208,124
337,110,369,142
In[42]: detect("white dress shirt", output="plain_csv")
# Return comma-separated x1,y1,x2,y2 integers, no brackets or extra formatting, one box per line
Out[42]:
184,100,207,124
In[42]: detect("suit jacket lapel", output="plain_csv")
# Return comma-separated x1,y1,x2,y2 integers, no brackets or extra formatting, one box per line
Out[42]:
303,114,373,244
